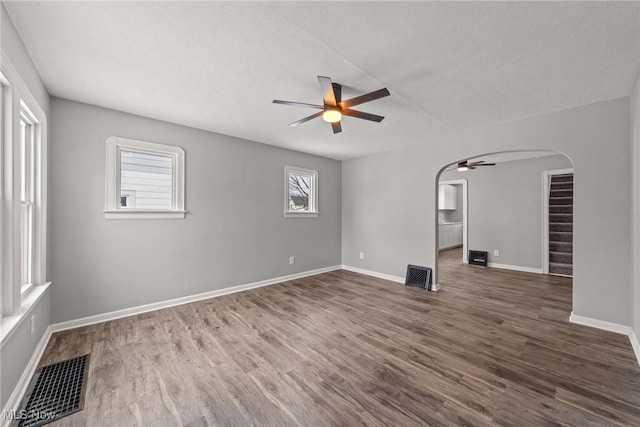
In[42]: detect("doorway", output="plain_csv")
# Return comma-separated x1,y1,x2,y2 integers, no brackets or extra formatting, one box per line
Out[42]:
437,179,468,265
433,150,574,292
542,168,574,276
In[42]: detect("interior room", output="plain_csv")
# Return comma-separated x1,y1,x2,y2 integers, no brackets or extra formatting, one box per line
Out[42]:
0,2,639,426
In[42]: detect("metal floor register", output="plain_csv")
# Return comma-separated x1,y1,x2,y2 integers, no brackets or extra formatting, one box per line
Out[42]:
12,354,90,427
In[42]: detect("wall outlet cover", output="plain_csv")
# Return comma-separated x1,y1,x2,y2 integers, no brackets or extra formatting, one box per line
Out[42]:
494,250,500,256
359,252,364,259
289,256,295,265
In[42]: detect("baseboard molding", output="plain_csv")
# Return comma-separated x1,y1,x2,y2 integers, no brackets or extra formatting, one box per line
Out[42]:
341,265,405,284
50,265,341,333
1,326,52,427
629,330,640,367
487,262,543,274
569,312,632,335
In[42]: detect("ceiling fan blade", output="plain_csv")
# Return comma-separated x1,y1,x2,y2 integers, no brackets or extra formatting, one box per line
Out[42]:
342,109,385,123
331,121,342,134
332,83,342,104
339,88,390,109
273,100,323,109
318,76,337,106
289,111,323,127
473,163,496,166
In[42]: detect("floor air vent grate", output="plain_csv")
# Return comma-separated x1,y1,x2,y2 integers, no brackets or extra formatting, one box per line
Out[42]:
405,264,432,290
13,354,90,427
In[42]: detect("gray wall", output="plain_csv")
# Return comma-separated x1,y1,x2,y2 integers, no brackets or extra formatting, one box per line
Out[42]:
49,98,341,323
0,4,51,411
632,74,640,344
342,97,632,326
441,155,572,269
0,291,50,409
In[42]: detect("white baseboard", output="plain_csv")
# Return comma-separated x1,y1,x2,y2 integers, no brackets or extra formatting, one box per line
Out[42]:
51,265,341,333
341,265,405,284
1,326,52,427
629,330,640,367
488,262,543,274
569,312,632,335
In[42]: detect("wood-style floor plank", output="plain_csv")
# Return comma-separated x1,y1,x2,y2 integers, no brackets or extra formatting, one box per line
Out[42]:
38,247,640,426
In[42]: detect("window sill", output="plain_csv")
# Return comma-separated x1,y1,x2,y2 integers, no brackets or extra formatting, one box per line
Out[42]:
104,210,186,220
284,211,319,218
0,282,50,348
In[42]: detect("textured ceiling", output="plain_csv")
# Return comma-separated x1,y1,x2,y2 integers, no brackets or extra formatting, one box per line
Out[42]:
4,1,639,160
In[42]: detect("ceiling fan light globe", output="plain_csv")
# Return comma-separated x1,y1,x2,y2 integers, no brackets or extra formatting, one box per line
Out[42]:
457,162,469,172
322,109,342,123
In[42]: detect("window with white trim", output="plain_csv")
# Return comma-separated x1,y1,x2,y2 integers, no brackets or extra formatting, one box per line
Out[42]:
0,64,48,318
105,136,185,219
284,166,318,217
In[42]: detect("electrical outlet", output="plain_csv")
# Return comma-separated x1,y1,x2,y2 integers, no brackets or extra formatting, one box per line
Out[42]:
30,315,35,336
289,256,295,265
494,250,500,257
359,252,364,259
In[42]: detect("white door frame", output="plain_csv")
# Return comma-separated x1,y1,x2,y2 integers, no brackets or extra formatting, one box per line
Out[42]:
438,179,468,264
542,168,574,274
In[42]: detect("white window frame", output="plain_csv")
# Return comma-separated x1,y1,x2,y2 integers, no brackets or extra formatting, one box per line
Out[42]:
0,52,49,322
105,136,186,219
284,165,318,218
20,108,36,295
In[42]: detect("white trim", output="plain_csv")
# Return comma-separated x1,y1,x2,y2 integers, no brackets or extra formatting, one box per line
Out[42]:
542,167,574,275
487,263,544,274
542,170,550,274
105,136,185,219
630,330,640,367
548,168,574,176
104,210,186,220
284,165,318,217
0,283,49,347
283,212,318,218
340,265,405,284
1,325,52,427
569,312,632,335
50,265,341,333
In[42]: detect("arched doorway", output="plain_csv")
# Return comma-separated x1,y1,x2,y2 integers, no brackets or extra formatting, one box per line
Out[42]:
433,150,574,293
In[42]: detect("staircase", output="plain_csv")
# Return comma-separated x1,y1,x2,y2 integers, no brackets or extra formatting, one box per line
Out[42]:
549,173,573,276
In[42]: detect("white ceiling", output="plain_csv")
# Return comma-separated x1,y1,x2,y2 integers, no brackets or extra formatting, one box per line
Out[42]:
4,1,639,160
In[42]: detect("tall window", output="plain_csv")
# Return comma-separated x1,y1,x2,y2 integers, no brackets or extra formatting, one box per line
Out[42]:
105,136,185,219
20,110,35,292
0,65,48,318
284,166,318,217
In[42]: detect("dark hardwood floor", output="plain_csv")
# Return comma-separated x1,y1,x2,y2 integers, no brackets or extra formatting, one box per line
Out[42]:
39,249,639,426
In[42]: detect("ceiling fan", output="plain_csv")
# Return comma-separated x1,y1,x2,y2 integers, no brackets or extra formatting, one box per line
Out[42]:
457,160,496,171
273,76,390,134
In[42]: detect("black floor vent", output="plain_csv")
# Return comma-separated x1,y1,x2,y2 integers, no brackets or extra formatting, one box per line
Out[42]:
13,354,90,427
405,264,432,290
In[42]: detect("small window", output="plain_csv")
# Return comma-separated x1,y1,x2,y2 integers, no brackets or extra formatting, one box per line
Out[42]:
284,166,318,217
105,137,185,219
